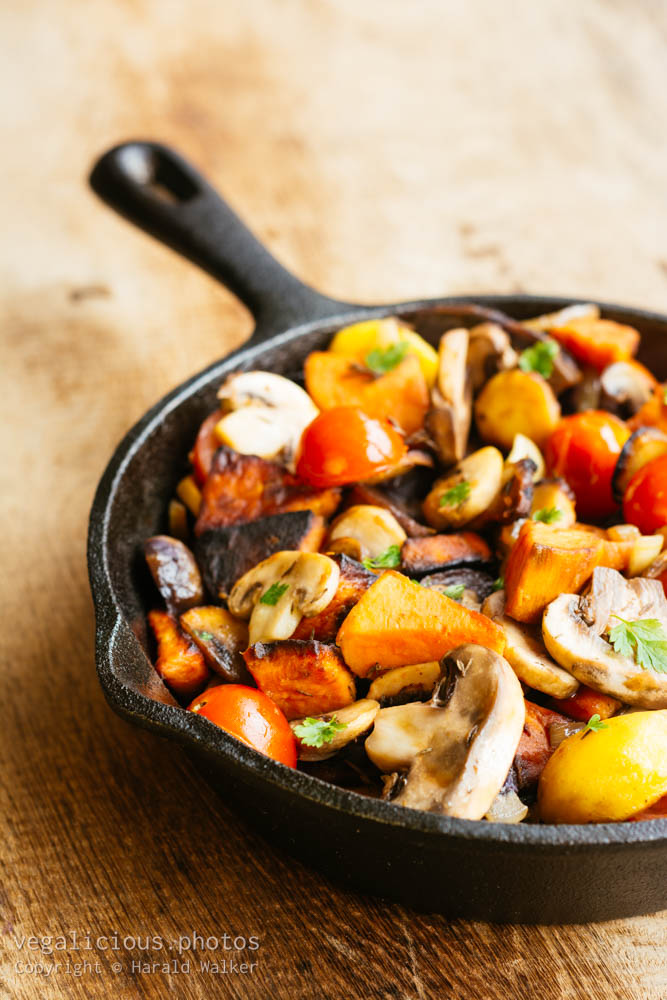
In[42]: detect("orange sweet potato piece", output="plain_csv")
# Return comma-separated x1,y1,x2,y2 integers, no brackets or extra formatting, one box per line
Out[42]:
400,532,492,575
292,554,377,642
179,606,250,683
628,383,667,434
550,684,621,722
504,522,602,623
304,351,429,435
513,700,570,791
336,570,505,677
243,640,356,720
148,609,210,698
195,446,340,536
549,318,640,372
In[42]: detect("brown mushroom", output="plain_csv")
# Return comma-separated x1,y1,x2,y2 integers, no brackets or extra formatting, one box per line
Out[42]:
425,327,472,466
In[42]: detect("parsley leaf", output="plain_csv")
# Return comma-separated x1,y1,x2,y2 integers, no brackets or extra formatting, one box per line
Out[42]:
584,713,609,734
259,582,289,606
196,630,214,641
608,616,667,673
439,480,471,508
518,338,560,378
365,340,410,375
492,576,505,593
532,506,563,524
293,716,347,748
443,584,465,600
362,544,402,570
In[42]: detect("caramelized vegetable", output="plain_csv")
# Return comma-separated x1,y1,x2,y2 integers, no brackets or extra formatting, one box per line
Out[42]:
529,479,576,528
612,427,667,502
168,499,189,542
347,482,433,537
191,410,223,485
144,535,204,615
400,532,491,576
550,685,620,722
474,370,561,450
179,606,251,683
549,317,640,371
513,700,570,793
336,570,505,677
148,609,210,698
243,640,356,720
423,447,504,530
176,475,202,516
628,382,667,433
292,554,376,642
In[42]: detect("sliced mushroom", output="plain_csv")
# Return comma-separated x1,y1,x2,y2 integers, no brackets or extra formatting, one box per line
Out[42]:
600,361,656,417
216,371,318,469
393,644,525,818
469,457,535,530
506,433,545,482
522,302,600,332
228,551,340,644
364,701,448,772
328,505,406,562
425,328,472,465
568,367,602,412
290,699,380,761
422,446,504,530
542,567,667,709
611,428,667,503
467,323,518,392
367,661,441,705
420,567,497,605
144,535,204,615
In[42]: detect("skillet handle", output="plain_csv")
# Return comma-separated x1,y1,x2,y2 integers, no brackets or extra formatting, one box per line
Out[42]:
89,141,351,331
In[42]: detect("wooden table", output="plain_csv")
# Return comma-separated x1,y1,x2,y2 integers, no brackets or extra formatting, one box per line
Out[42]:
2,2,667,997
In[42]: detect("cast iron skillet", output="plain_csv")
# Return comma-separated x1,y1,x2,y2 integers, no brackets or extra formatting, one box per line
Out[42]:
88,141,667,924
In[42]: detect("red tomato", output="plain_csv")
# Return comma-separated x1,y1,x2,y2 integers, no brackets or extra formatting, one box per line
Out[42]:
623,453,667,536
191,410,222,485
189,685,296,767
296,406,407,487
545,411,630,521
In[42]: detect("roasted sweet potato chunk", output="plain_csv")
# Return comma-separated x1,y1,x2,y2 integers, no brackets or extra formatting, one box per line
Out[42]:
179,606,251,683
194,447,340,536
243,640,356,720
195,511,327,599
292,554,376,641
144,535,204,615
400,532,492,575
513,700,570,792
148,609,210,698
550,685,621,722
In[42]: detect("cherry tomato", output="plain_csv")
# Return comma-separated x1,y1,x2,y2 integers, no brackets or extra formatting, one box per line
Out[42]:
191,410,222,485
545,411,630,522
189,685,296,767
296,406,407,487
623,453,667,536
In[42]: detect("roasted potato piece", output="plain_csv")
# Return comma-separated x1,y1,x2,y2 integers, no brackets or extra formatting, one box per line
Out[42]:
347,482,433,538
194,446,340,536
328,317,439,387
423,447,504,530
144,535,204,615
400,532,491,576
148,609,210,698
243,640,356,720
168,499,189,542
179,606,251,682
328,505,406,563
611,427,667,503
530,478,577,528
176,475,202,516
292,554,376,642
475,370,561,450
195,511,326,600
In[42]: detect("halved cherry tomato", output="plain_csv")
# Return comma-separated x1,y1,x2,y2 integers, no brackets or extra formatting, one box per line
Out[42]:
623,453,667,536
189,684,296,767
191,410,223,485
545,411,630,521
296,406,407,488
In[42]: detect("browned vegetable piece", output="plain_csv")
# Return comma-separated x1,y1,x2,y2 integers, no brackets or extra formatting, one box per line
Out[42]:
148,609,210,698
168,499,189,542
469,458,536,530
467,323,518,392
179,606,251,683
425,328,472,466
347,482,433,537
611,427,667,503
513,700,570,794
401,532,492,575
243,639,356,720
195,511,327,600
420,568,497,602
194,446,340,536
292,554,376,642
144,535,204,615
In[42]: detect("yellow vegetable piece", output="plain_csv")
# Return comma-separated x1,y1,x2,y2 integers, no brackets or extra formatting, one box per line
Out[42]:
475,369,561,451
538,711,667,824
329,318,439,388
176,475,202,516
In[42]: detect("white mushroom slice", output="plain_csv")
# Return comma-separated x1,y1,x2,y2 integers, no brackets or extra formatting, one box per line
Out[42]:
328,505,406,561
228,551,340,645
506,434,545,483
467,323,518,392
522,302,599,332
394,644,525,819
216,371,318,468
367,661,441,703
423,446,504,530
495,615,578,698
425,328,472,465
364,702,447,772
485,789,529,824
291,699,380,761
600,361,656,415
542,568,667,709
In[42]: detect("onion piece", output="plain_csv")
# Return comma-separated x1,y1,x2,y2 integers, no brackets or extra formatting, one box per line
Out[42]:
548,719,585,749
485,789,528,824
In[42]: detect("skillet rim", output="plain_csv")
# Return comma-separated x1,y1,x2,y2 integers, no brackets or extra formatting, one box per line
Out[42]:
88,292,667,851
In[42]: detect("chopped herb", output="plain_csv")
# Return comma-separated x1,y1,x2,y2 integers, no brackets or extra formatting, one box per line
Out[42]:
259,581,289,606
362,544,402,570
293,715,347,748
492,576,505,593
443,584,465,601
196,630,214,641
584,713,609,735
608,616,667,674
518,338,560,378
532,506,563,524
364,340,410,375
439,480,471,508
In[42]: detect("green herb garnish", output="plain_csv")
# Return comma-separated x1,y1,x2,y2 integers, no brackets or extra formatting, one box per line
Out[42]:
443,584,465,601
439,481,471,508
259,582,289,606
532,506,563,524
518,338,560,378
364,341,410,375
492,576,505,593
584,713,609,735
608,617,667,673
196,630,214,641
362,544,402,570
293,716,347,748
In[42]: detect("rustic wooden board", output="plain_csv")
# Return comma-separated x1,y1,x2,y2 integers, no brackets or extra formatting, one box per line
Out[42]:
1,1,667,997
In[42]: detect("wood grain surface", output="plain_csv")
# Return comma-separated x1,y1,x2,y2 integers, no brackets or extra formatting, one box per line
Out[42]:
1,1,667,997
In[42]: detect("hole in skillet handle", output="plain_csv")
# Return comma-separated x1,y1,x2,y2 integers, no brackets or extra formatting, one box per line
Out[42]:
113,143,199,204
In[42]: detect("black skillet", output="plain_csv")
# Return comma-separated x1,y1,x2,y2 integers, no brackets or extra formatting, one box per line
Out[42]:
88,141,667,924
